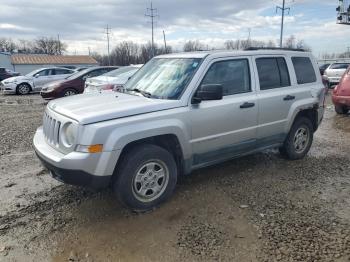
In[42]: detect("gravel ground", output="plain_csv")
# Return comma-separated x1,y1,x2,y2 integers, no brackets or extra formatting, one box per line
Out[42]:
0,93,349,262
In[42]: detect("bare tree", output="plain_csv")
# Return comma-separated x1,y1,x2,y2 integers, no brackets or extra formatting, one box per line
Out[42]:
0,38,17,52
32,37,67,55
183,40,204,52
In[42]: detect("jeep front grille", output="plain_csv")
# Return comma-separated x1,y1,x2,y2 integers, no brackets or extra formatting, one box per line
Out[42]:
43,112,61,147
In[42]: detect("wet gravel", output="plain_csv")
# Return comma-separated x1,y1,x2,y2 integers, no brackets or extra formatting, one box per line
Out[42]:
0,93,349,261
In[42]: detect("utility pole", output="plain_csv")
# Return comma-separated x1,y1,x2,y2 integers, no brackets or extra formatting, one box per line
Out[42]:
57,34,61,55
105,25,111,65
247,28,251,47
163,30,167,53
145,2,158,57
88,46,91,56
276,0,290,48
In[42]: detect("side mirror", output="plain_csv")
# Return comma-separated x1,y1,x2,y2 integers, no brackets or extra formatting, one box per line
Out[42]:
34,74,40,78
192,84,223,104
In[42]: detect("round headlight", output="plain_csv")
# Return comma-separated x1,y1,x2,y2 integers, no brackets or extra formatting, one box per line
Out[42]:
62,122,77,146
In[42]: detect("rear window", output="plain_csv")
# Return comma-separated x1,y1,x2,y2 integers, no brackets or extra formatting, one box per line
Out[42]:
292,57,316,84
256,57,290,90
330,63,350,70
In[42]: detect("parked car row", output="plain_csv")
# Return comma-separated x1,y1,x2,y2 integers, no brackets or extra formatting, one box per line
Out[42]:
319,62,350,88
0,65,143,98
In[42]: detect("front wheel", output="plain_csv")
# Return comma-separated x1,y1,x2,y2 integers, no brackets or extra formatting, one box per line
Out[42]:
113,144,178,212
62,88,77,97
279,117,313,160
16,83,31,95
335,105,349,114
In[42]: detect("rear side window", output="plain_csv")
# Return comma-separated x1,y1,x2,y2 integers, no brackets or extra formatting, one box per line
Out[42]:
201,59,251,96
292,57,316,84
54,69,71,75
256,57,290,90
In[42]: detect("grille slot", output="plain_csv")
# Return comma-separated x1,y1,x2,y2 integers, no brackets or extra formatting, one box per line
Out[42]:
43,112,61,146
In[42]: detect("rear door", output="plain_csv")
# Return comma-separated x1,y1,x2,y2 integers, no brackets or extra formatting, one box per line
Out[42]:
190,57,258,167
255,55,317,145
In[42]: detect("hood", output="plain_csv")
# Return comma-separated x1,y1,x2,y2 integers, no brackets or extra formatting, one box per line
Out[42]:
48,92,182,124
2,75,30,83
86,76,115,85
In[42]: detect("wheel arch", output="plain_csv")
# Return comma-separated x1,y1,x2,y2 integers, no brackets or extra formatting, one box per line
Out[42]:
114,134,187,180
16,82,33,91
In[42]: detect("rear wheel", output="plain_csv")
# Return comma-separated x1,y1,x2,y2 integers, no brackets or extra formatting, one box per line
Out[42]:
113,144,178,212
16,83,31,95
279,117,313,160
335,105,349,114
62,88,77,97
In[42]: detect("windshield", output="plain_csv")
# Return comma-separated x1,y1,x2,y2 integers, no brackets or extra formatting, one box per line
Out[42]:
26,68,44,77
104,66,137,77
330,63,350,70
65,68,92,80
124,58,202,99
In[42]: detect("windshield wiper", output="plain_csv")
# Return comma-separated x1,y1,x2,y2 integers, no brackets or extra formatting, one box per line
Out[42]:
128,88,152,98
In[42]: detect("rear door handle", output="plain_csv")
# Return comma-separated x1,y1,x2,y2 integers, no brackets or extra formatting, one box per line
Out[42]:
283,95,295,101
240,102,255,109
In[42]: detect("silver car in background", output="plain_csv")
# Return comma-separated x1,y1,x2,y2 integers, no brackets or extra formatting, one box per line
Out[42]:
0,67,75,95
323,62,350,87
84,65,142,93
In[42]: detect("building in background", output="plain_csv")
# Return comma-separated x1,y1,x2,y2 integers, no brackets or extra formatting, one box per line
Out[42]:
0,53,98,74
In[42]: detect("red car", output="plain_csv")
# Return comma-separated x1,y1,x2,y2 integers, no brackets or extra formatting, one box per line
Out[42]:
332,67,350,114
40,66,118,100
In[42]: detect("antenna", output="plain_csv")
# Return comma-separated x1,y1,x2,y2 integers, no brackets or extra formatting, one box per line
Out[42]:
104,25,111,65
276,0,291,47
145,2,158,57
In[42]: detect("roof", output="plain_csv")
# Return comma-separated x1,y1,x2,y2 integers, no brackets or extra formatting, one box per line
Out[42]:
11,54,98,65
158,49,312,59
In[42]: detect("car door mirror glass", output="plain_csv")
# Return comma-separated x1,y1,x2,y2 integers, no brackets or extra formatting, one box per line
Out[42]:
192,84,223,104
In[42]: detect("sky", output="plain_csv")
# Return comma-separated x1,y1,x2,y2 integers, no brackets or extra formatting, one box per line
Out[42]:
0,0,349,57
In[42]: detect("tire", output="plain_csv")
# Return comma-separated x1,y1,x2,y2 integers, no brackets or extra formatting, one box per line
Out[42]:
113,144,178,212
335,105,349,114
16,83,31,95
279,117,313,160
62,88,77,97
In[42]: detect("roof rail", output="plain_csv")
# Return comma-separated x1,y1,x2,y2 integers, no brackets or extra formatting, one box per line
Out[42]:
244,47,306,52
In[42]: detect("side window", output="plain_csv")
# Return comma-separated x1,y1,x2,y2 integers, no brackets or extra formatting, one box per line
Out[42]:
54,69,71,75
36,69,49,77
201,59,251,96
292,57,317,84
256,57,290,90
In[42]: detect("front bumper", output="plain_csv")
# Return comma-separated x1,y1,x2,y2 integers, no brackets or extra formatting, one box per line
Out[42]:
1,83,17,94
332,94,350,107
40,90,58,100
33,127,120,189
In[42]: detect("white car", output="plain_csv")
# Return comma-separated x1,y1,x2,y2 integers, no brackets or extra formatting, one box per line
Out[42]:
0,67,75,95
323,62,350,87
84,65,142,93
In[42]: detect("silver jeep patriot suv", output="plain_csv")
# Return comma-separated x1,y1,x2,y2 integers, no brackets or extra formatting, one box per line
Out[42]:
33,49,325,211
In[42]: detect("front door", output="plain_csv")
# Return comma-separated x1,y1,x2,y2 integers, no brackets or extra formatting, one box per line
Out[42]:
190,57,258,167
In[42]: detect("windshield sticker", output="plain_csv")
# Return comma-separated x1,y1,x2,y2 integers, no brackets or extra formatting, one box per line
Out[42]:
192,62,199,68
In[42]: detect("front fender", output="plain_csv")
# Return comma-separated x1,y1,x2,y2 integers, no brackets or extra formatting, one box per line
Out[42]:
104,119,192,160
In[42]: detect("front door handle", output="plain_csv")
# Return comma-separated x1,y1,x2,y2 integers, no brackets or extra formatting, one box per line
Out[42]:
283,95,295,101
240,102,255,109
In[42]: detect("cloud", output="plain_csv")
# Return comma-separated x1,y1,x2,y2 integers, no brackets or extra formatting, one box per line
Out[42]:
0,0,347,56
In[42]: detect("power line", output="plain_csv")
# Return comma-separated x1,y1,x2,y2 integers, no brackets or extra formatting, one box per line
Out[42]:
104,25,111,65
276,0,290,48
145,2,158,57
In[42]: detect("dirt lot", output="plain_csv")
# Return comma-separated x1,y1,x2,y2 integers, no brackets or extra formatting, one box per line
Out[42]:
0,93,349,262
